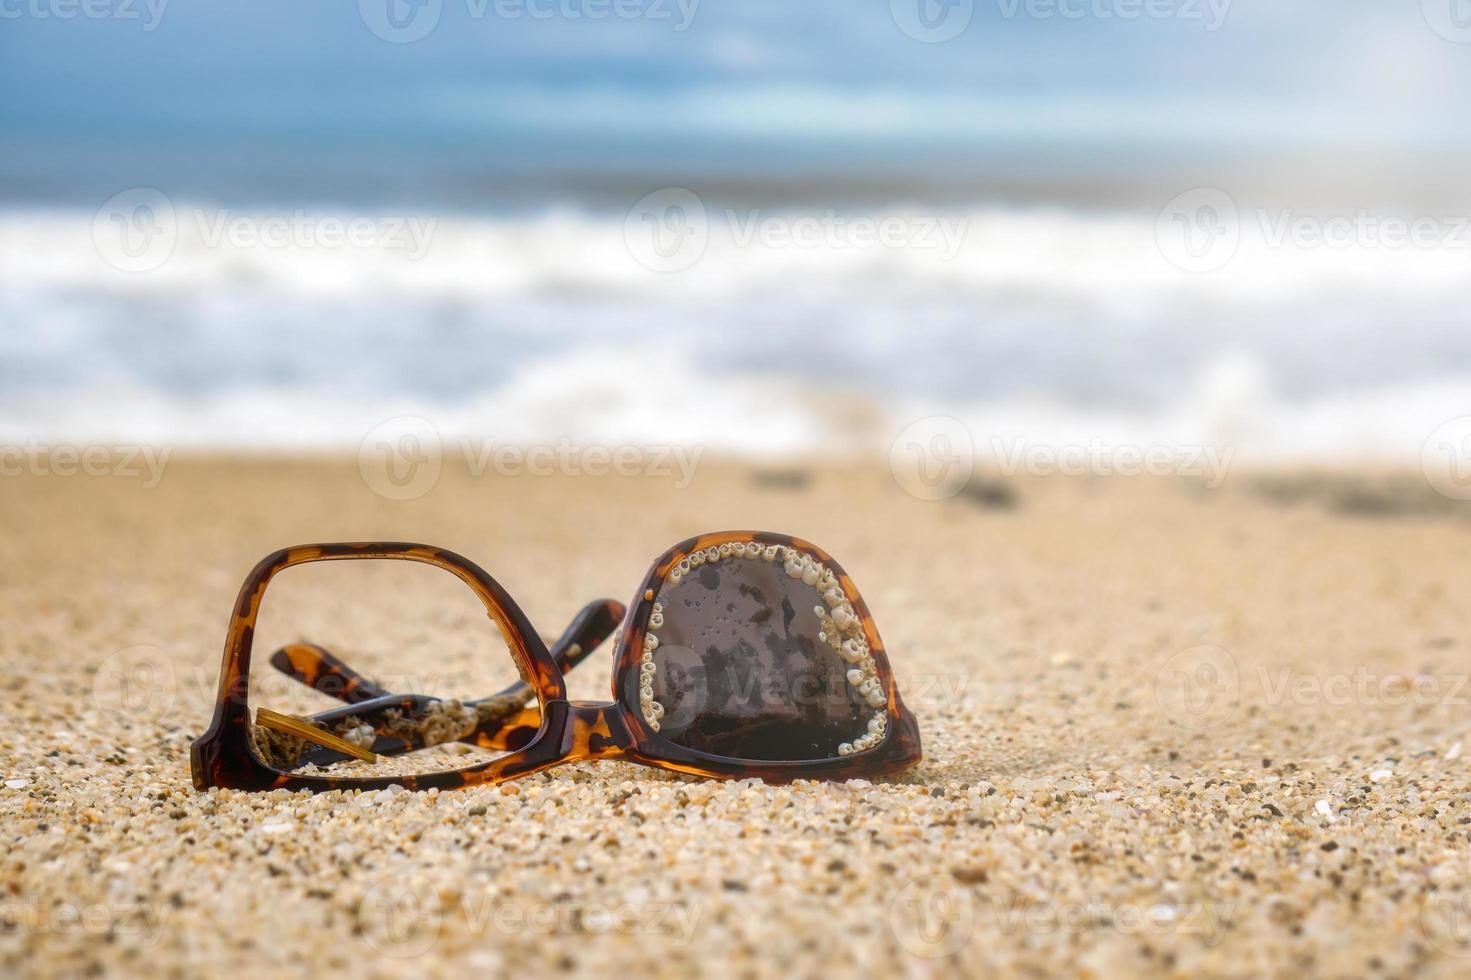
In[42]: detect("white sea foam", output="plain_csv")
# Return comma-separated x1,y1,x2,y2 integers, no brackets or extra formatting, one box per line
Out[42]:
3,204,1469,461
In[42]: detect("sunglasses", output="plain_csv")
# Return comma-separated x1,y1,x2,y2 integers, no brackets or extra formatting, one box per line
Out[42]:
191,533,921,792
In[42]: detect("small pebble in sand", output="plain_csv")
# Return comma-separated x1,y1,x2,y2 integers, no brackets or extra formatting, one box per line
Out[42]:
4,779,28,789
1370,769,1393,782
1315,799,1334,820
1447,742,1463,761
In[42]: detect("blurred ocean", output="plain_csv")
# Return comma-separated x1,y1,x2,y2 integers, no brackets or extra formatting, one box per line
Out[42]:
5,197,1471,460
3,1,1470,459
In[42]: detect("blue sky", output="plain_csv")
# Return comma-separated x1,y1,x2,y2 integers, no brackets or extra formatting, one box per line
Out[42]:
1,1,1467,203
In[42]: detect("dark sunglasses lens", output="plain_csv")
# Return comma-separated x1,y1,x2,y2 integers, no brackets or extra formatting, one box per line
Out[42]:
631,543,889,761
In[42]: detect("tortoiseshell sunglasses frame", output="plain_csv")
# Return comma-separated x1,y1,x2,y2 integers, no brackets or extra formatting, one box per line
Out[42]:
191,532,922,793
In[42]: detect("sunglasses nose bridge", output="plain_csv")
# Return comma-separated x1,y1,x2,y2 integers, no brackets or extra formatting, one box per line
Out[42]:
544,699,633,762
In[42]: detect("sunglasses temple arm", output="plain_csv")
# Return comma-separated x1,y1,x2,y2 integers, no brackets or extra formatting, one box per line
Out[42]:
265,597,627,760
546,597,627,676
268,643,392,703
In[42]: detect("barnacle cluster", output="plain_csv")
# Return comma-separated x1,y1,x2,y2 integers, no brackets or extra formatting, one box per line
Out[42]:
642,541,887,755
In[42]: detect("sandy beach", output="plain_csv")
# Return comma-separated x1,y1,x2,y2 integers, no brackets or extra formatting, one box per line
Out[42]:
4,457,1471,978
